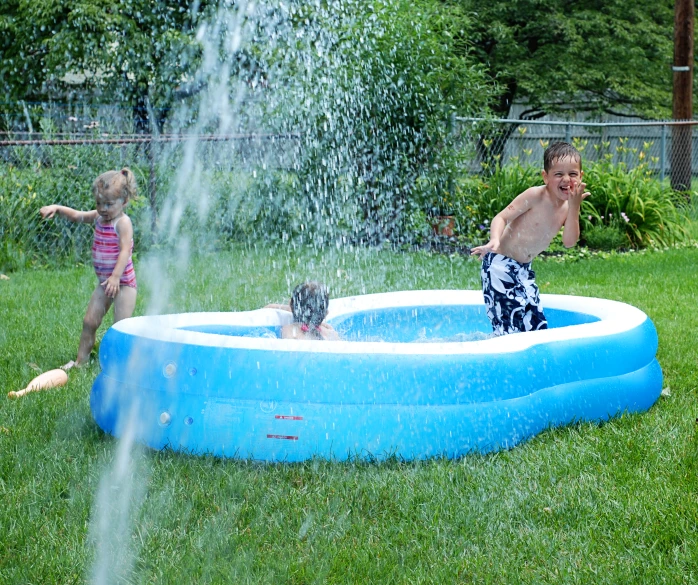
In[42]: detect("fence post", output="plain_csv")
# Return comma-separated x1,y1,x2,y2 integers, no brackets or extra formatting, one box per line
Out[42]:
565,123,571,143
660,123,667,183
147,137,157,241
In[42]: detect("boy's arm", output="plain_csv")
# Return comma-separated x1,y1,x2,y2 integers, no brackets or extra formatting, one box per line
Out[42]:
101,215,134,298
562,181,591,248
40,205,98,224
265,303,291,312
320,323,340,341
471,189,537,257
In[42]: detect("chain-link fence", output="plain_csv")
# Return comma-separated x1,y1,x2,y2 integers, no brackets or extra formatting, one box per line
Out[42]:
3,105,697,268
456,117,698,191
0,127,301,269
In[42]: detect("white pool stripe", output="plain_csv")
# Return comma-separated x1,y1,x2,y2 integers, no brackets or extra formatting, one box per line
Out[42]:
111,291,648,356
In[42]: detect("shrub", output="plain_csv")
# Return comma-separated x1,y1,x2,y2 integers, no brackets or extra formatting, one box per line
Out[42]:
582,160,688,248
263,0,493,245
451,156,689,251
0,153,151,271
449,160,542,245
684,192,698,242
582,223,630,251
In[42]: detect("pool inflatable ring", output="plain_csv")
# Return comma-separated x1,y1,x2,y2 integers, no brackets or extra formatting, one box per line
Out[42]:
90,291,662,461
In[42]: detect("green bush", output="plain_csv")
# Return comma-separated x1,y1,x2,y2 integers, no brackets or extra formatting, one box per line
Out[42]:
0,155,151,271
684,191,698,242
209,169,312,244
451,156,689,251
582,160,688,248
264,0,493,245
582,223,630,251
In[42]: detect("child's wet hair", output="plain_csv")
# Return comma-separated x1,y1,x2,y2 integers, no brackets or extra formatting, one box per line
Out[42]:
290,281,330,336
92,168,137,202
543,142,582,172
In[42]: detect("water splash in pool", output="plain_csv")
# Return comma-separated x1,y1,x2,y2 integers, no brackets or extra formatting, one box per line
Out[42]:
85,0,489,580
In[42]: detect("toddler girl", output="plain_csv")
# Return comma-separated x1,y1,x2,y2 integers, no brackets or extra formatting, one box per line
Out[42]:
40,168,138,369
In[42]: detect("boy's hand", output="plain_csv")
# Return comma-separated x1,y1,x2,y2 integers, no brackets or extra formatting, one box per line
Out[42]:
470,239,500,259
40,205,58,219
568,180,591,208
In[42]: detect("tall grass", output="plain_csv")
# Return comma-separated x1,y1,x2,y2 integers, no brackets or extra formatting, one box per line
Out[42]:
1,244,697,584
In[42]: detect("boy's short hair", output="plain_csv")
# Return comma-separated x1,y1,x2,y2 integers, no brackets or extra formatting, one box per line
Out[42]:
543,142,582,172
290,281,330,328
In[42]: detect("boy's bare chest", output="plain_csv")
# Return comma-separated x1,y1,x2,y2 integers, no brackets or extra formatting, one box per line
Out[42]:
521,197,567,229
506,201,568,254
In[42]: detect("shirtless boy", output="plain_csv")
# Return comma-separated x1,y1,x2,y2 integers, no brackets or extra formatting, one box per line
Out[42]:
470,142,591,336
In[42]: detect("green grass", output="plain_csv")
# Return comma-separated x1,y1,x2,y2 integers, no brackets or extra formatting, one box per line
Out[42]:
2,244,698,584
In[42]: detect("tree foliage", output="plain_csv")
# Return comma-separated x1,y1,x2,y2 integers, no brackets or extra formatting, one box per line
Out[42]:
1,0,683,126
461,0,677,120
258,0,494,243
0,0,206,129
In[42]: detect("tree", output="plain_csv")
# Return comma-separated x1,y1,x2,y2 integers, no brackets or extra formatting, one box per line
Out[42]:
461,0,677,121
671,0,694,192
0,0,207,131
258,0,494,244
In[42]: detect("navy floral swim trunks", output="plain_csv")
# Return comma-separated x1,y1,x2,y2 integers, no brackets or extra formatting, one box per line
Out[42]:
480,252,548,336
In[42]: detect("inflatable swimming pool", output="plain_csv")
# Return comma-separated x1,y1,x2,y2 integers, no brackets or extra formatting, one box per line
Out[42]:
90,291,662,461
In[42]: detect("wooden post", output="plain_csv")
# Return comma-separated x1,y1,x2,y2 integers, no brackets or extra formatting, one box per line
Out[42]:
671,0,694,192
147,137,158,241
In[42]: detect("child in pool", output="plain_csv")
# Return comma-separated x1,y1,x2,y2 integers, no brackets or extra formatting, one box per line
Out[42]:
470,142,590,336
40,168,138,369
266,281,340,340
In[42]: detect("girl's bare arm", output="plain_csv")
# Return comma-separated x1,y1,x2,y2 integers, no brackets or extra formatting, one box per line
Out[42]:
265,303,291,311
40,205,98,224
320,322,340,341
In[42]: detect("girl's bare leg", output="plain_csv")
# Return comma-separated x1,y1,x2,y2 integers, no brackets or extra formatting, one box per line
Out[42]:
62,285,135,370
72,284,113,367
113,286,137,322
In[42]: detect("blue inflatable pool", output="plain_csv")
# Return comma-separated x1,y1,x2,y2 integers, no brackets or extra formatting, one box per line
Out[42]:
90,291,663,461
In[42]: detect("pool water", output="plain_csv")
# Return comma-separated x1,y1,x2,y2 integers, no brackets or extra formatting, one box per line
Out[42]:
179,305,600,343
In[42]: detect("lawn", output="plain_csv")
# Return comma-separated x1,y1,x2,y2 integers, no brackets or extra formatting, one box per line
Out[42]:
1,244,697,584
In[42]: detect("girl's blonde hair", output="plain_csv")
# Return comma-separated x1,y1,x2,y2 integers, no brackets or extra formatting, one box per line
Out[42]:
92,168,137,202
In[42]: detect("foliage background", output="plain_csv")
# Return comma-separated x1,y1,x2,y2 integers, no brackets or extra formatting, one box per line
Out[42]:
462,0,678,120
0,139,692,273
1,0,696,263
238,0,494,245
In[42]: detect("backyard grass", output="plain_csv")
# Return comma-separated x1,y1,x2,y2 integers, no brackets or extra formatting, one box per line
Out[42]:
1,244,698,584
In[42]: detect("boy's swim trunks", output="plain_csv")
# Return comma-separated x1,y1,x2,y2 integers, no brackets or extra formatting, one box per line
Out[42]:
480,252,547,336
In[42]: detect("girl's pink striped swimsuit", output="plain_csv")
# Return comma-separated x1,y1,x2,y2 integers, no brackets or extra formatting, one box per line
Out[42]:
91,216,137,288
